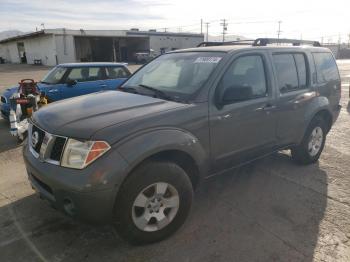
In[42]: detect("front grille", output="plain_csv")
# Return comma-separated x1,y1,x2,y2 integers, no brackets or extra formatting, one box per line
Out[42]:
29,123,67,165
0,96,6,104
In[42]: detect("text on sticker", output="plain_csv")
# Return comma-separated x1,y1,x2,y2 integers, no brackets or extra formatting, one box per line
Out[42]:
194,57,222,63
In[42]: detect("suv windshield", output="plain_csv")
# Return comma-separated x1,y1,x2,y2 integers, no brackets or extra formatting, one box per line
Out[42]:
123,52,225,101
41,66,68,84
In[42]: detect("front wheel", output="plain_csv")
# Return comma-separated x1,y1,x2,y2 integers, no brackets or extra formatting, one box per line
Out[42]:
291,117,327,165
113,161,193,244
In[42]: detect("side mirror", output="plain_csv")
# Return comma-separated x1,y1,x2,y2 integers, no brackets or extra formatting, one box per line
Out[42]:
221,85,252,105
66,79,77,87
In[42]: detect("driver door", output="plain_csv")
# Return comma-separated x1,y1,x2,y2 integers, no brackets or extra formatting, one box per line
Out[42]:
209,52,278,172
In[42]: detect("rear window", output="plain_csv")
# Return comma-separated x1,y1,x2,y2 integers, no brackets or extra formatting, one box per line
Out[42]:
273,53,309,93
313,52,340,83
105,67,130,79
273,54,299,93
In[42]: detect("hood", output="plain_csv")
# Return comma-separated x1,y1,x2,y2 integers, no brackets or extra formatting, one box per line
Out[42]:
32,91,186,139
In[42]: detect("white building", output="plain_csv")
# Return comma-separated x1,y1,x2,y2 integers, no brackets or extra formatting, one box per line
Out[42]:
0,28,204,66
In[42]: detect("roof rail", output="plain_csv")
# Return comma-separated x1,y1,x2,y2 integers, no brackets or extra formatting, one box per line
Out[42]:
252,38,321,47
197,40,255,47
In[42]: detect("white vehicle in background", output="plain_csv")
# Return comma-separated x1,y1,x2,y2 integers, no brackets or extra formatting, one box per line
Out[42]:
134,49,157,64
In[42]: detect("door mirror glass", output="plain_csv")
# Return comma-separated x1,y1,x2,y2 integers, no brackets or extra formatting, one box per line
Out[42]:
222,85,253,104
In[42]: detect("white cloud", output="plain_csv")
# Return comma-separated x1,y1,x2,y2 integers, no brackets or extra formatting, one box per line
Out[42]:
1,0,349,42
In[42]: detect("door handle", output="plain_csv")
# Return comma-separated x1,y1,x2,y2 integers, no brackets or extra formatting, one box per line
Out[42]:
99,84,107,88
255,104,276,112
217,114,232,120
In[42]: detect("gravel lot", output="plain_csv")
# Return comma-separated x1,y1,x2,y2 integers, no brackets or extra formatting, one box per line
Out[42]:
0,62,349,262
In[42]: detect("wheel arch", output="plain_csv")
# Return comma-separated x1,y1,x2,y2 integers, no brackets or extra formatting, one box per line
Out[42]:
115,128,209,191
309,109,333,133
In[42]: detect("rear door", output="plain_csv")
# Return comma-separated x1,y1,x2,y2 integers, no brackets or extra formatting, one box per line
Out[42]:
104,66,131,90
209,51,278,172
272,52,315,145
60,66,107,99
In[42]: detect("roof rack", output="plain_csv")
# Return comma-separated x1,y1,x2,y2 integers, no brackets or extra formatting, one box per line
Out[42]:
253,38,321,47
197,38,321,48
197,40,255,47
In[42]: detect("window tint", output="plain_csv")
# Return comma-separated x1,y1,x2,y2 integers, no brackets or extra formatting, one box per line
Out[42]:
220,55,267,102
105,67,130,79
273,54,299,93
313,52,339,83
66,67,103,82
294,54,307,88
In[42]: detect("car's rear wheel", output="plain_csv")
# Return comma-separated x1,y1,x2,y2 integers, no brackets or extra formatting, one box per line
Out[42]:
113,161,193,244
291,116,327,165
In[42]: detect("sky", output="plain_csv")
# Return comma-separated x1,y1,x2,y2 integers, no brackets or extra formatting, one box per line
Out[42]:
0,0,349,43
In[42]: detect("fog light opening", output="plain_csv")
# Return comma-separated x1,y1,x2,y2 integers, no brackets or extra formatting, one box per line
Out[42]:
63,198,76,216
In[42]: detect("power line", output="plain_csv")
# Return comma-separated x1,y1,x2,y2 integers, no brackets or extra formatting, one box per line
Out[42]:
220,19,228,42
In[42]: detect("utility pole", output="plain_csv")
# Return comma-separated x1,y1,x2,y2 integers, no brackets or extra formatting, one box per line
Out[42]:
163,28,168,33
205,22,210,41
277,21,282,44
348,34,350,48
200,19,203,35
220,19,228,42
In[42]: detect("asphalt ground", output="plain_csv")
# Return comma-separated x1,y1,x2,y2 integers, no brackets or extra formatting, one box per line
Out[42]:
0,61,349,262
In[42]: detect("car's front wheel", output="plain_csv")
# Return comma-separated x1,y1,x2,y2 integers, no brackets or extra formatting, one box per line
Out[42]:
113,161,193,244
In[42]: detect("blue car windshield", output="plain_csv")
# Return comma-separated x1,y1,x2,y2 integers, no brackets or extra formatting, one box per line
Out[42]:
123,52,225,100
41,67,68,84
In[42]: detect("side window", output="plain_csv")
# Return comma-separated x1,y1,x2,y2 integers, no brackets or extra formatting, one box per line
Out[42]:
66,67,103,82
273,54,299,93
313,52,340,83
105,67,130,79
219,55,267,103
294,54,307,88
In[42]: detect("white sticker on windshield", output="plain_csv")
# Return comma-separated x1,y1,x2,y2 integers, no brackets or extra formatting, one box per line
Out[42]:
194,57,222,64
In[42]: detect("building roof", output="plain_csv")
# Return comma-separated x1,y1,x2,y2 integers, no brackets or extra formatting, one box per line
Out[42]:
0,28,203,44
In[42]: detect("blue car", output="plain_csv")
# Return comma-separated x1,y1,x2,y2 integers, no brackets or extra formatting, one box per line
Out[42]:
1,62,131,120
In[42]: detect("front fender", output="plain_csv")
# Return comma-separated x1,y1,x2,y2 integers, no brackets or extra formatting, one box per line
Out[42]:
115,128,209,178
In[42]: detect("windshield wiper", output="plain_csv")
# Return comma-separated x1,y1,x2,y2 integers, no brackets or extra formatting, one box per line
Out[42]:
39,81,52,85
118,86,139,94
137,84,172,100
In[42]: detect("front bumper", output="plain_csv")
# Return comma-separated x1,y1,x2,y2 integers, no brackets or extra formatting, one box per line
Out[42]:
23,140,129,224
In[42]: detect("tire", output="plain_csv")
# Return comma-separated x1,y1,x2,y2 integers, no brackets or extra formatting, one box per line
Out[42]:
113,161,193,244
291,116,327,165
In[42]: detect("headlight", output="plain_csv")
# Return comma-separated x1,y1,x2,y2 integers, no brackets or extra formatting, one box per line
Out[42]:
61,139,111,169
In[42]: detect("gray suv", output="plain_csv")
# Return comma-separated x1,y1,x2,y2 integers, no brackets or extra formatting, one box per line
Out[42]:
23,38,341,244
